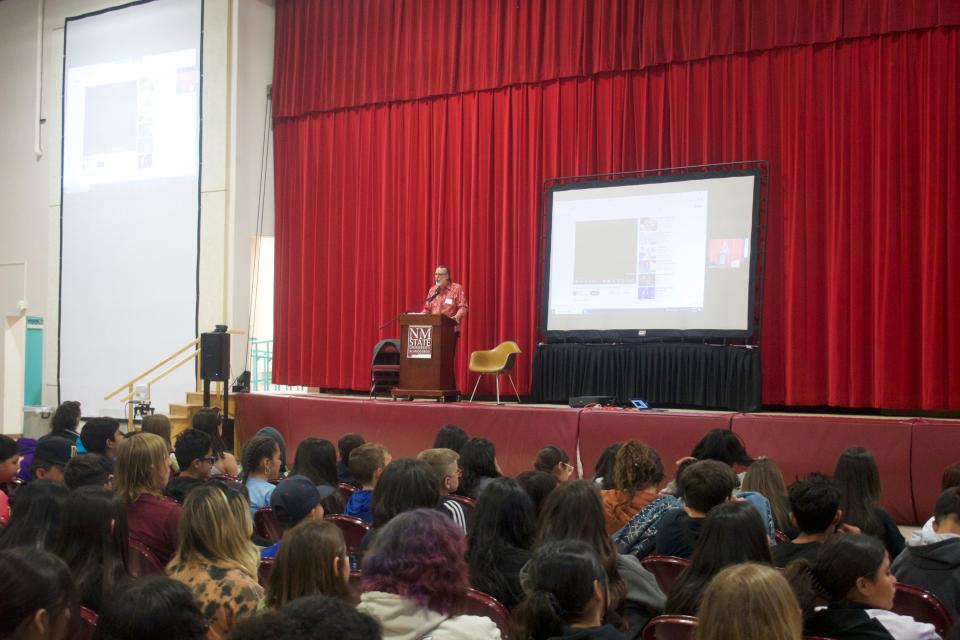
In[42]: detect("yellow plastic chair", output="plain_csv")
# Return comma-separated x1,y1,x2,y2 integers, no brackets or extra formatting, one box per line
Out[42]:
468,341,522,404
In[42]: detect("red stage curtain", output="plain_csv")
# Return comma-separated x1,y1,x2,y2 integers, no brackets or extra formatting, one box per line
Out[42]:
272,0,960,409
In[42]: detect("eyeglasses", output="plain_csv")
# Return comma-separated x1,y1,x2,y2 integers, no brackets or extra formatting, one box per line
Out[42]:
201,456,217,464
559,461,574,473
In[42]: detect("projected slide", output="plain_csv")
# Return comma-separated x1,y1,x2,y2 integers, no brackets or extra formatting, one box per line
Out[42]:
60,0,201,419
544,172,759,337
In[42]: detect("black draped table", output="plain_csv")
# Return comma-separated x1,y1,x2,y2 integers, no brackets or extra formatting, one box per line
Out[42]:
531,342,761,411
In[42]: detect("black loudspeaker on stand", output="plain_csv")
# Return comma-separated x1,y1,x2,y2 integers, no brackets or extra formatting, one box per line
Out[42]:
200,329,231,413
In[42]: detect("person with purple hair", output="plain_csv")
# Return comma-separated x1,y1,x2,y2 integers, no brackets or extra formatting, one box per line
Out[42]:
357,508,502,639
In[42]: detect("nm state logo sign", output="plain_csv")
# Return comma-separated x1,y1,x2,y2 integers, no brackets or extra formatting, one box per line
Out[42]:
408,325,433,358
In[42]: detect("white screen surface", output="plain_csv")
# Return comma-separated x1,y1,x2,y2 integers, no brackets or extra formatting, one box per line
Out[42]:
545,173,758,335
60,0,201,419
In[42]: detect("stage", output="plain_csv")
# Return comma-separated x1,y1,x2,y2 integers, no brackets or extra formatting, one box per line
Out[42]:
235,393,960,526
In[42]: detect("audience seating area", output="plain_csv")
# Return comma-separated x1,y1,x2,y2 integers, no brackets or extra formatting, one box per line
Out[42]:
237,393,960,525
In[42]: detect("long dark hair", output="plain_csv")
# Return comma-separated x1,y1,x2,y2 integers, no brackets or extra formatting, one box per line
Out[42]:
0,480,69,551
467,478,536,607
0,548,79,639
51,400,82,435
191,409,226,458
292,437,339,486
666,501,772,615
370,459,441,528
514,541,608,639
593,443,622,490
536,480,626,612
459,437,500,497
785,533,886,619
433,424,468,453
691,429,753,467
52,486,130,612
833,447,883,538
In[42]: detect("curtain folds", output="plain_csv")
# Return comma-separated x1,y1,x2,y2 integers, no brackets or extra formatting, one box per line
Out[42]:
272,0,960,409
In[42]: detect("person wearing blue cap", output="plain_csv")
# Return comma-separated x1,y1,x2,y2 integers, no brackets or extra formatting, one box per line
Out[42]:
262,475,335,558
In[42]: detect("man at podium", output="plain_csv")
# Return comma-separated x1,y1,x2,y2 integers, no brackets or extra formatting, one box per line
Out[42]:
423,264,467,334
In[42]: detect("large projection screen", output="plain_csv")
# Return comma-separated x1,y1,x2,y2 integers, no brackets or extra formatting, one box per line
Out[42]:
542,171,761,340
60,0,202,418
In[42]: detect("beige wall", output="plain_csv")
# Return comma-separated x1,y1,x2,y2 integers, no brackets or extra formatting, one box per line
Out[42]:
0,0,275,428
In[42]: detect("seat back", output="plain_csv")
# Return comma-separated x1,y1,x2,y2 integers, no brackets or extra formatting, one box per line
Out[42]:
641,615,698,640
254,507,284,543
447,494,476,509
325,514,371,569
773,529,790,544
78,606,98,640
469,341,522,373
371,339,401,367
640,555,690,596
892,582,952,636
338,482,358,504
127,539,165,577
455,589,512,639
347,570,364,604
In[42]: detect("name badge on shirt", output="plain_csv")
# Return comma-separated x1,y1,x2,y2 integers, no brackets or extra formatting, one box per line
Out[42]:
444,298,454,305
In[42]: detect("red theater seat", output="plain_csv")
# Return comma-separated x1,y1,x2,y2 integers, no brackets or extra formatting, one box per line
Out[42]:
254,507,284,543
640,555,690,596
128,539,164,577
642,615,697,640
455,589,512,639
892,582,952,637
79,606,98,640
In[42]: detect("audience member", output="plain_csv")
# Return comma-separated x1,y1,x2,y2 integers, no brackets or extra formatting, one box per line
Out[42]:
265,519,350,609
168,484,264,638
166,428,214,503
593,443,622,490
282,595,383,639
42,400,83,445
255,427,288,475
29,436,73,483
224,611,290,640
363,458,441,552
655,460,737,558
601,440,665,535
336,432,365,488
533,445,574,483
115,432,181,565
696,563,803,640
192,408,239,477
0,548,78,640
241,435,282,515
537,480,665,635
665,501,773,616
418,447,472,531
433,424,469,454
141,414,177,473
911,462,960,545
892,487,960,619
262,474,335,558
467,477,536,609
52,486,130,612
690,428,754,471
459,437,502,500
64,453,113,490
786,534,939,640
358,509,501,639
514,540,625,640
515,470,558,519
344,442,390,522
0,479,68,551
93,575,208,640
834,446,905,558
168,428,214,500
772,473,843,568
80,417,123,460
0,434,20,523
741,457,795,537
290,437,343,514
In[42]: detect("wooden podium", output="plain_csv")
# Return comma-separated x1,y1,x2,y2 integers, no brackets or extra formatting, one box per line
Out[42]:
391,313,459,402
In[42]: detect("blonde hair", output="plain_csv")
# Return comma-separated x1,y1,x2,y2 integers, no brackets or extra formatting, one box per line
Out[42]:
417,448,459,481
115,432,169,502
696,563,802,640
168,484,259,579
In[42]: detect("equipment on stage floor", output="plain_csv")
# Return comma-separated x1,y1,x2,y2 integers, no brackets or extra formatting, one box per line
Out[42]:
568,395,616,408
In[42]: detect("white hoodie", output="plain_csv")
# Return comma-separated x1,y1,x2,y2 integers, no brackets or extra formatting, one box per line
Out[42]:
357,591,502,640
